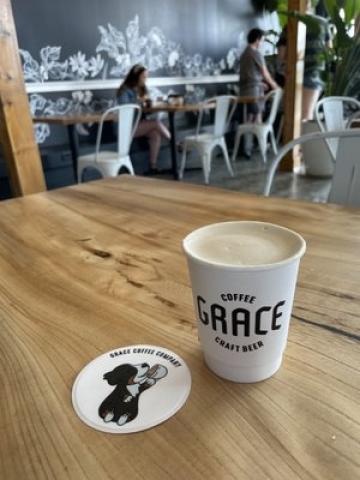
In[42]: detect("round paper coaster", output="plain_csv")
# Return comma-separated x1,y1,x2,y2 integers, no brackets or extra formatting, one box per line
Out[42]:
72,345,191,434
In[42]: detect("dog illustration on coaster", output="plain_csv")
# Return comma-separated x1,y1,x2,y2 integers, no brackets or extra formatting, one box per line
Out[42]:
98,363,168,426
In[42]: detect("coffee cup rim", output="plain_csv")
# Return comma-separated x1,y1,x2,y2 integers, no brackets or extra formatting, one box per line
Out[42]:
183,221,306,271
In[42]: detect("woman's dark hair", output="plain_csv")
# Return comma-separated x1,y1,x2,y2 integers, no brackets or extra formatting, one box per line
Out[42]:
247,28,265,44
117,64,148,97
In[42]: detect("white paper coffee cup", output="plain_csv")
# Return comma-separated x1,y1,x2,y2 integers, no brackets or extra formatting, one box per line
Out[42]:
183,221,306,383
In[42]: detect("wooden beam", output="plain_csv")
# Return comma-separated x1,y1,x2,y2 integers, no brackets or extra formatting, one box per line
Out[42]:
0,0,46,196
281,0,307,171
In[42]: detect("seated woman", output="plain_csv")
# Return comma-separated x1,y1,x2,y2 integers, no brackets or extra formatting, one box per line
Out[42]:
116,64,171,174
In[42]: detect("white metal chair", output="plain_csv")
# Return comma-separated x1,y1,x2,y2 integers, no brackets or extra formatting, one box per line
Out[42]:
178,95,237,184
78,104,141,182
315,96,360,162
264,129,360,207
232,88,283,163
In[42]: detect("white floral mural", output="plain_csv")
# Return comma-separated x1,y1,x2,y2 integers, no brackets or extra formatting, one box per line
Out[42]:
21,47,104,82
22,14,279,143
21,15,249,83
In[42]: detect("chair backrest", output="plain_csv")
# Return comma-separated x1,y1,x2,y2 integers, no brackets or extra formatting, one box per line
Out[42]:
328,135,360,206
95,104,141,161
264,129,360,207
315,96,360,161
264,88,283,126
196,95,237,138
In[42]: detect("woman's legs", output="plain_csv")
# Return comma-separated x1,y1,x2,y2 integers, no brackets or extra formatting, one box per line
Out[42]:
147,129,162,168
134,119,171,168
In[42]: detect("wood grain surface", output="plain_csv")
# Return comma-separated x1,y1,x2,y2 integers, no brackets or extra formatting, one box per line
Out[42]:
0,176,359,480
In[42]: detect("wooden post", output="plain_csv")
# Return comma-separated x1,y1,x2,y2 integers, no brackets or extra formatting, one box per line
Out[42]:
0,0,46,196
281,0,307,171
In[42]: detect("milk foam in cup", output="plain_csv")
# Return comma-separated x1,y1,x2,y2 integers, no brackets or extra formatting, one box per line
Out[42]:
183,221,306,383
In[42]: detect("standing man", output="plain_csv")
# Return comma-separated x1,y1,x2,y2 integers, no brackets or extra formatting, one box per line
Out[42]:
239,28,278,157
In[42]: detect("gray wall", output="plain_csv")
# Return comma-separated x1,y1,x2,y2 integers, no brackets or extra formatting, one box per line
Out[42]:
13,0,256,65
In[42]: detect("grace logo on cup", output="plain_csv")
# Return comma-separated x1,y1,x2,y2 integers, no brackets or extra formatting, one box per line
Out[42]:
196,293,286,353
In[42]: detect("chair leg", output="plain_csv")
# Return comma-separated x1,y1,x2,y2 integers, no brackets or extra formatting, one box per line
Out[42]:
121,156,135,175
199,149,212,185
117,165,134,175
255,131,268,163
219,138,234,177
232,129,242,163
116,157,135,176
269,128,278,154
200,153,211,184
178,146,187,180
124,158,135,175
77,166,83,183
243,132,254,157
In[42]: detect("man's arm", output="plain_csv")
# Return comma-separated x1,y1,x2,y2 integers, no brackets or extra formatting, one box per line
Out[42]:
254,49,279,91
261,65,279,90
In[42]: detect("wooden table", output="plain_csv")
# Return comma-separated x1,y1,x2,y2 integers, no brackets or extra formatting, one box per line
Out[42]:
33,96,260,182
1,176,358,479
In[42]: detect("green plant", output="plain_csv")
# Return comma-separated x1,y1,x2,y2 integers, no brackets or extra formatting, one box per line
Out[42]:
322,0,360,96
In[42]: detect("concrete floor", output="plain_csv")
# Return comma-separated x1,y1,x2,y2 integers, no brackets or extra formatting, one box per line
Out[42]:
159,152,332,204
